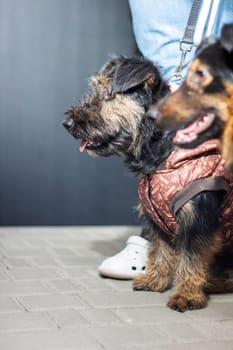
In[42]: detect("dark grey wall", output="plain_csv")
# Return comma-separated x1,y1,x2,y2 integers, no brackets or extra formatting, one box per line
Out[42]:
0,0,139,225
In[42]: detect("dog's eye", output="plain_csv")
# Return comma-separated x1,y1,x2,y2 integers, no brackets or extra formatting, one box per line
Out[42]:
187,61,213,90
195,69,206,78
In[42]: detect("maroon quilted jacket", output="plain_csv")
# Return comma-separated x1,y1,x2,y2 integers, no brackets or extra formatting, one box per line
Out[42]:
138,140,233,252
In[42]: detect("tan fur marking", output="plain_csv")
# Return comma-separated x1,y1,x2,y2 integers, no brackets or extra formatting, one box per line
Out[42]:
222,117,233,165
136,201,146,218
89,74,112,97
167,230,222,311
133,238,175,292
186,59,213,92
100,94,144,156
144,73,155,89
212,82,233,165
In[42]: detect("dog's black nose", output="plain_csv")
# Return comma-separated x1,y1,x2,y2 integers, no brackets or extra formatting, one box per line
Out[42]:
146,105,160,121
63,118,74,130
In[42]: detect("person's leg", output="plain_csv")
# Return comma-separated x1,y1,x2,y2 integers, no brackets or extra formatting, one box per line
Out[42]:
128,0,194,84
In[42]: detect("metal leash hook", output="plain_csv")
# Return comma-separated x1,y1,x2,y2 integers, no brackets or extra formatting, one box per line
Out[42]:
169,0,222,83
169,0,202,83
171,42,193,81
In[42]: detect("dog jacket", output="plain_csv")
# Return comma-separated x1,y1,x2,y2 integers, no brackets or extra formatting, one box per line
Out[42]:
138,139,233,252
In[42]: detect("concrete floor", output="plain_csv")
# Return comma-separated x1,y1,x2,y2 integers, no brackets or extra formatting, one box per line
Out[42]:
0,226,232,350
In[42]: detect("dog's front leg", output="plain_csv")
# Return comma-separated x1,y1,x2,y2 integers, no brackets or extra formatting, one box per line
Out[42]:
133,236,175,292
167,250,211,312
167,194,223,312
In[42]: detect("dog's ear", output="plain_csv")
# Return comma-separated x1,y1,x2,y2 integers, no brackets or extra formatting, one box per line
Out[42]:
220,23,233,53
112,60,158,95
195,35,217,55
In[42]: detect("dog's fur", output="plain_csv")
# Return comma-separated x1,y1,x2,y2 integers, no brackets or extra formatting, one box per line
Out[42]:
153,24,233,167
63,56,233,312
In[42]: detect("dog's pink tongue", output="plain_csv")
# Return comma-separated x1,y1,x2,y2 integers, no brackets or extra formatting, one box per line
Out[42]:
79,140,88,152
173,113,215,145
174,127,197,144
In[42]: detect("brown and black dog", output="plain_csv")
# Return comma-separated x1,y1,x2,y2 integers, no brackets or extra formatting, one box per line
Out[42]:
63,56,233,312
154,23,233,166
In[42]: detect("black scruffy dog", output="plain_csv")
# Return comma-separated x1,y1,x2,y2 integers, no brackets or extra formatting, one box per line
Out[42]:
63,56,233,312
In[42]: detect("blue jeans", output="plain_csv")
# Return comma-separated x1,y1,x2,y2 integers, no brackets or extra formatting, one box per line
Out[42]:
128,0,233,84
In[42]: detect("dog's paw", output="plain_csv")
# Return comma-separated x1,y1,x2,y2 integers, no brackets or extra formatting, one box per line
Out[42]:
133,273,170,292
133,273,149,291
167,292,208,312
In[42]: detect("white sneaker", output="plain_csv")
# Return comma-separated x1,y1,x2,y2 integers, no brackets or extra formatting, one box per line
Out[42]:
98,235,148,279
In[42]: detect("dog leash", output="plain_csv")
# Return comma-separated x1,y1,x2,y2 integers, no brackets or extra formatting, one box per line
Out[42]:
171,0,202,82
170,0,221,83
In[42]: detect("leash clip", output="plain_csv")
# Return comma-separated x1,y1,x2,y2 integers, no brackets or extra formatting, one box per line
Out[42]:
177,41,193,74
169,41,193,82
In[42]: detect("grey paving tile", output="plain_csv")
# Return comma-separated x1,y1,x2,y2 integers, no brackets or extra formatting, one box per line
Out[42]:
62,267,99,279
0,269,8,280
210,293,233,303
0,227,74,238
189,342,233,350
192,320,233,341
158,321,209,343
105,278,133,291
80,308,123,326
115,306,189,324
32,257,60,267
2,248,50,258
48,239,90,248
53,247,79,257
186,301,233,320
48,309,89,329
6,267,61,280
0,329,103,350
93,325,171,348
0,281,51,296
0,238,28,249
18,294,86,311
130,342,233,350
3,257,31,268
25,239,50,248
57,256,101,267
0,312,54,332
80,290,169,308
77,276,115,291
48,279,79,293
0,298,22,313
